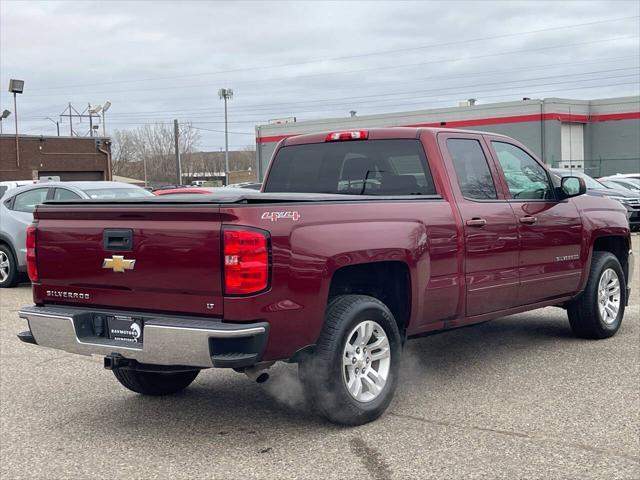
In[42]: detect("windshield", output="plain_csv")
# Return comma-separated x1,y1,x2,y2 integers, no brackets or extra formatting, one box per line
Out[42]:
265,139,436,195
619,178,640,188
576,173,606,190
84,188,154,199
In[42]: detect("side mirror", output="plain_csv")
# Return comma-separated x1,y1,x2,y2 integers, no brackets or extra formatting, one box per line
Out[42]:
559,176,586,199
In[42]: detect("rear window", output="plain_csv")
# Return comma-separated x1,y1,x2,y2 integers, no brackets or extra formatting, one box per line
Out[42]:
264,139,436,195
84,188,154,199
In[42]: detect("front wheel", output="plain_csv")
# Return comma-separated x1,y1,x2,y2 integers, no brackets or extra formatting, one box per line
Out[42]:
567,251,626,339
299,295,402,425
112,368,199,396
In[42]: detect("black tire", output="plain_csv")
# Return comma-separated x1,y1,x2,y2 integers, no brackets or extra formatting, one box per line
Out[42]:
299,294,402,426
0,244,19,288
112,368,199,396
567,251,626,339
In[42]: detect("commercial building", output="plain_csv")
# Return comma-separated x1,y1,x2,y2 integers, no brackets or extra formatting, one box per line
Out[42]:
0,135,112,181
255,96,640,179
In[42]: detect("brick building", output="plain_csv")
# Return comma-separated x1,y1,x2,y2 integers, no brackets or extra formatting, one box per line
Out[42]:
0,135,112,181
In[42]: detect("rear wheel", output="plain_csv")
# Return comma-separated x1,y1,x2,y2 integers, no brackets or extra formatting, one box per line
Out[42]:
112,368,199,396
0,245,19,288
567,251,626,339
299,295,401,425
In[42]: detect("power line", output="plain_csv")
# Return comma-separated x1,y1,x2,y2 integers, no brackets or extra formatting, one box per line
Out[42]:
191,125,254,135
27,15,640,92
86,70,640,121
71,57,637,119
23,35,640,98
99,79,640,128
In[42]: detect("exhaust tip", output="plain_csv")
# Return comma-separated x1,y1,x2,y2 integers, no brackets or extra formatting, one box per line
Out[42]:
243,363,273,383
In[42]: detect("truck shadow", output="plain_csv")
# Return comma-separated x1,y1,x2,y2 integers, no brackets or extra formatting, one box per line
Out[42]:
69,308,615,439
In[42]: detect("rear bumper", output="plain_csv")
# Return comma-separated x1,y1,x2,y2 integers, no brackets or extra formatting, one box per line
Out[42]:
18,305,268,369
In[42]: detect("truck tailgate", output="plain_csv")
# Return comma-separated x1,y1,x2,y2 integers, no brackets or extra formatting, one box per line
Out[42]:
32,205,224,316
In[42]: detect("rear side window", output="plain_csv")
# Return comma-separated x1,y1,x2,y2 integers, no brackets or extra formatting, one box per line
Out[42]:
12,188,49,213
53,188,82,200
264,139,436,195
84,188,154,199
446,139,497,200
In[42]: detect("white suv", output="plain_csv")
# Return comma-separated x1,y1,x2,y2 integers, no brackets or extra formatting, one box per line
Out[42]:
0,180,38,199
0,181,153,287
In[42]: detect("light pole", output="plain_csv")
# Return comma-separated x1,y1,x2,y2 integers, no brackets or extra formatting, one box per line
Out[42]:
101,101,111,137
88,104,102,137
218,88,233,185
0,109,10,134
9,79,24,167
46,117,60,136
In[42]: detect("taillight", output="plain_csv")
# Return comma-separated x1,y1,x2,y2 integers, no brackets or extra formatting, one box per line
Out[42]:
26,224,38,282
223,228,269,295
325,130,368,142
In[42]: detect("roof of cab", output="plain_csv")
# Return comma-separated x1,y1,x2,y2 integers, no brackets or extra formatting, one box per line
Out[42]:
282,126,511,146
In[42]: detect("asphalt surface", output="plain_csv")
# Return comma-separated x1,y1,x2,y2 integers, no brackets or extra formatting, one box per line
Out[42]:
1,237,638,479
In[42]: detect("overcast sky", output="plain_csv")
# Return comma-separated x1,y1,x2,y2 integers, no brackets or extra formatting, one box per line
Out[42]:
1,0,638,151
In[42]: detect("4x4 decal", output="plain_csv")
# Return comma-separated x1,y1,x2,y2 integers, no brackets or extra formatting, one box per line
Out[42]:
261,211,301,222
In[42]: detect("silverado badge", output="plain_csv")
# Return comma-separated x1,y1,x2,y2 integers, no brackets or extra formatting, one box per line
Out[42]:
102,255,136,273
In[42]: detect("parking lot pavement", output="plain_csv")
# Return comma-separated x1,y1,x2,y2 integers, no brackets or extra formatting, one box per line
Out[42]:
1,237,638,480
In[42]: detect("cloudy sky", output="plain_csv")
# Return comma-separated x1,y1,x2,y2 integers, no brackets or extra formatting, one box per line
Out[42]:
1,0,638,151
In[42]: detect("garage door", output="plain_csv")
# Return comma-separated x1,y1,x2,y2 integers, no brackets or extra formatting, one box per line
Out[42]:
38,171,104,181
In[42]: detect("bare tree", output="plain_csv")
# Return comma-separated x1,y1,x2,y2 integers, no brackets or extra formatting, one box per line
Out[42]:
110,123,201,185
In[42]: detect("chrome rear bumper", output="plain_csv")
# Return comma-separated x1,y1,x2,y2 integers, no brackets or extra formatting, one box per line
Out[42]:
18,305,268,368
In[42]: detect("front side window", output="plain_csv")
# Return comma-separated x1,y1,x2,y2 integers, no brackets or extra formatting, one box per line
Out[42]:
446,138,497,200
264,139,436,196
12,188,49,213
492,142,553,200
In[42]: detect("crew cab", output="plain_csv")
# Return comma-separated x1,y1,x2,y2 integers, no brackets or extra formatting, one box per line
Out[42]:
18,128,633,425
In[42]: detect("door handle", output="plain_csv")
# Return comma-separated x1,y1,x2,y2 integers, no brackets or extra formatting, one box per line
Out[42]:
466,218,487,227
519,216,538,224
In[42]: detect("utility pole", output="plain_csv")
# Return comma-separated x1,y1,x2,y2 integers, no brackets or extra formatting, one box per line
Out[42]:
46,117,60,136
174,119,182,185
59,102,79,136
218,88,233,185
88,103,94,137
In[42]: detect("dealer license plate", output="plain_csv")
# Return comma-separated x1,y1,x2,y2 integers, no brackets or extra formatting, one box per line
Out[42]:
107,315,144,344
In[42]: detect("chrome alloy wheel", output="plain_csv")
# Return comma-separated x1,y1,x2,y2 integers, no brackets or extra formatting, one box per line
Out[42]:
598,268,621,325
0,251,9,283
342,320,391,402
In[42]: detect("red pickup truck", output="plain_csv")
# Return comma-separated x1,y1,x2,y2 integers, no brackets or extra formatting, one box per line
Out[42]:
19,128,633,425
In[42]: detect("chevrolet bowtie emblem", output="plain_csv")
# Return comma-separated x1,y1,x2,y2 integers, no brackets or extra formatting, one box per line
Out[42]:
102,255,136,273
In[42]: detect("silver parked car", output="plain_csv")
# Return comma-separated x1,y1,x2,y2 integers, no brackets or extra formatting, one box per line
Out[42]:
0,181,153,287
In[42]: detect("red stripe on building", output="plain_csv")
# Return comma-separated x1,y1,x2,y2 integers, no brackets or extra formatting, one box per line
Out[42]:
256,111,640,144
589,111,640,122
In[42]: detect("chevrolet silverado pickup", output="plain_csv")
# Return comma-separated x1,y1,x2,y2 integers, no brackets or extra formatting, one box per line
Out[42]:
18,128,633,425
